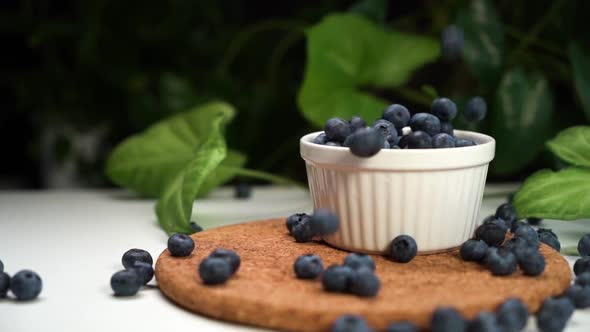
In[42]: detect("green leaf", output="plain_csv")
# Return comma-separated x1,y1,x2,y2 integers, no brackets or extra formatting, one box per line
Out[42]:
106,102,238,198
197,150,247,198
349,0,388,24
490,68,554,175
568,43,590,121
155,105,233,234
298,14,440,127
513,168,590,220
547,126,590,167
456,0,505,86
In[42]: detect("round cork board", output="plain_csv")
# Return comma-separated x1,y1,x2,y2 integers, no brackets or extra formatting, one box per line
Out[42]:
155,219,572,332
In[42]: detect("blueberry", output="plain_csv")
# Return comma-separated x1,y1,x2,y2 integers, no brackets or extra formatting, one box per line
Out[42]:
460,239,489,262
486,248,516,276
391,145,400,149
432,133,456,148
536,297,574,332
234,182,252,199
382,104,411,129
431,98,458,122
346,128,384,157
331,315,372,332
431,307,467,332
190,222,203,233
167,233,195,257
538,229,560,251
475,216,507,247
198,257,232,285
527,217,542,225
496,298,529,332
441,25,464,61
286,213,310,234
343,253,376,271
322,265,353,292
372,119,398,144
403,131,433,149
578,234,590,256
324,117,352,142
389,235,417,263
409,113,441,136
349,116,366,132
294,254,324,279
110,269,141,297
349,268,380,297
131,261,154,285
291,218,316,243
455,138,477,147
495,203,516,227
310,208,340,236
209,249,241,274
385,321,418,332
517,247,545,276
510,220,527,234
514,224,540,248
564,284,590,308
468,312,502,332
0,272,10,298
383,140,391,149
440,122,454,136
503,236,529,254
576,272,590,287
10,270,43,301
326,141,342,147
574,256,590,276
122,249,153,269
313,133,328,145
464,97,487,122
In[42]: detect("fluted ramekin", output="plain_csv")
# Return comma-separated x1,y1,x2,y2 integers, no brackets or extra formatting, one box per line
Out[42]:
300,130,496,254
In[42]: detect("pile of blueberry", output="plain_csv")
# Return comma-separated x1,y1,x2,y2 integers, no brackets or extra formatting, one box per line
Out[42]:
574,234,590,276
111,248,156,297
312,96,487,157
0,259,42,301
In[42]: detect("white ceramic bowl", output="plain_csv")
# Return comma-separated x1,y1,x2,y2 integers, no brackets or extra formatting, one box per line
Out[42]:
300,130,496,254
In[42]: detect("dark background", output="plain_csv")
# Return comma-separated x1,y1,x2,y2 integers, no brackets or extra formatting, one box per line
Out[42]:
1,0,588,189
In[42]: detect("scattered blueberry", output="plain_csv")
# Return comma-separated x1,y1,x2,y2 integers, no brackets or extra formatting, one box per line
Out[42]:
403,131,433,149
372,119,398,144
432,133,456,148
294,254,324,279
527,217,542,226
349,267,380,297
440,122,454,136
538,228,560,251
291,217,316,243
209,249,241,275
324,117,352,142
167,233,195,257
310,208,340,236
468,312,502,332
346,128,384,157
198,257,232,285
343,253,376,271
111,269,141,297
349,116,366,132
516,247,545,276
431,307,467,332
383,104,411,129
331,315,372,332
514,224,540,248
322,265,353,293
431,98,458,122
573,256,590,276
496,298,529,332
460,239,489,262
132,261,154,285
455,138,477,147
575,272,590,287
286,213,310,234
441,25,464,61
578,234,590,256
475,216,508,247
486,248,516,276
234,182,252,199
0,272,10,298
464,97,487,122
564,284,590,308
10,270,43,301
385,321,418,332
409,113,441,136
313,133,328,145
495,203,516,228
536,297,574,332
389,235,418,263
122,249,153,269
190,222,203,233
326,141,342,147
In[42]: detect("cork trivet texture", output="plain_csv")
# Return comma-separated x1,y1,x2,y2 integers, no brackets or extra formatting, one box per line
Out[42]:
155,219,572,332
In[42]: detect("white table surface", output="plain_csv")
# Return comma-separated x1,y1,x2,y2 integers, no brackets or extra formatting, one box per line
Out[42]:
1,186,589,332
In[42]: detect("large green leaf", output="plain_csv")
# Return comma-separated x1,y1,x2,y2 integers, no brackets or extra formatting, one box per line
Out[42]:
569,43,590,121
298,14,440,127
106,102,241,198
456,0,504,86
491,69,554,175
547,126,590,167
155,106,232,234
513,168,590,220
